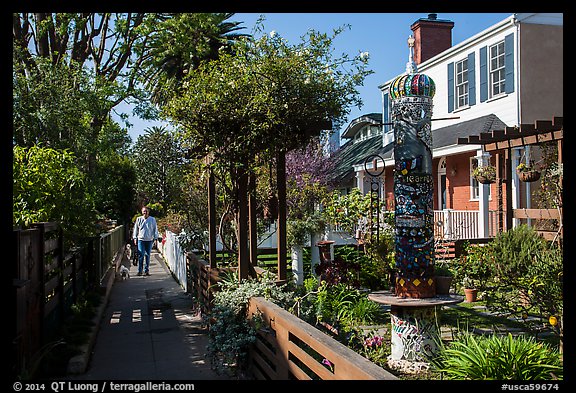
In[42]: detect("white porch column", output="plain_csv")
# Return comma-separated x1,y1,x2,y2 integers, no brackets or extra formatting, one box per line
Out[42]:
443,209,453,239
512,146,532,228
477,150,490,238
291,245,304,285
356,170,366,194
310,233,320,277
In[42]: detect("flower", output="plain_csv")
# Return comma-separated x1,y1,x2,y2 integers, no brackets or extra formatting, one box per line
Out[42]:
322,358,334,372
549,315,558,326
517,162,540,173
517,162,537,172
364,335,384,348
359,51,370,61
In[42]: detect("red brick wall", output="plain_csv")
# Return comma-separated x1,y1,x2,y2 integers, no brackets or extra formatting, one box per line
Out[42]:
411,21,454,65
383,153,508,213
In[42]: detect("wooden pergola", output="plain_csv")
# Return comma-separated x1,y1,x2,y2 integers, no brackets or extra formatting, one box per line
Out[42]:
205,120,332,282
456,116,563,240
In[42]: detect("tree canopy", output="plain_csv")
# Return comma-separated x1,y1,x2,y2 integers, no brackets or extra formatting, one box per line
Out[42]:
163,23,372,169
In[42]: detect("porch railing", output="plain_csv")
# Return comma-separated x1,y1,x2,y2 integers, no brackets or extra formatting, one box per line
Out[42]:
434,209,503,240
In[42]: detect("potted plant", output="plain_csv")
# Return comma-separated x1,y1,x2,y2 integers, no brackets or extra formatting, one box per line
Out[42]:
516,162,541,183
453,242,494,302
434,262,454,295
472,165,496,184
462,277,479,302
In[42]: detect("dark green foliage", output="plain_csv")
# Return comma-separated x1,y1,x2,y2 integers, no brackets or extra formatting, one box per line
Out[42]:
490,224,548,278
92,155,137,225
13,145,98,245
483,225,563,338
131,126,186,211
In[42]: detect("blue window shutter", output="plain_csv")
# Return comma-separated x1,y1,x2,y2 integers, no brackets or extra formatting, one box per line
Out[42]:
505,33,515,94
468,52,476,106
447,62,454,113
479,46,488,102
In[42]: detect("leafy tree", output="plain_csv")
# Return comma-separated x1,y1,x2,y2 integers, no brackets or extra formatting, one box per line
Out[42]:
284,136,336,246
165,24,371,164
13,58,93,158
13,145,98,245
135,13,249,107
92,155,137,225
163,22,372,253
13,13,151,173
131,126,186,210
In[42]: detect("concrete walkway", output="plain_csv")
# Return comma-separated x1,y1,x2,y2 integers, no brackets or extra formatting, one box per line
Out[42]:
68,249,229,380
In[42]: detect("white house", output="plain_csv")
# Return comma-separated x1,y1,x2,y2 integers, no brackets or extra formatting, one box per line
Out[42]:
333,12,563,240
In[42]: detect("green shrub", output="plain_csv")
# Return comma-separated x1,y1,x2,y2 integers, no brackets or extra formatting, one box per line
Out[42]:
13,144,98,245
490,224,548,278
206,272,294,378
482,225,562,341
453,242,494,290
433,332,563,380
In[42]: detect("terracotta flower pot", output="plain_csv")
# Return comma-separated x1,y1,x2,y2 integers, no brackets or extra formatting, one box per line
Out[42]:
464,288,478,303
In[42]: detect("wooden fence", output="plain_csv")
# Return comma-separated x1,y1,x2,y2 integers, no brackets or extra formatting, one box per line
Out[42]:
247,297,397,380
184,235,506,380
186,253,397,380
12,222,126,379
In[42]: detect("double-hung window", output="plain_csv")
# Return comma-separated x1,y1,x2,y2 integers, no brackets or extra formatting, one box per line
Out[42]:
448,52,475,113
455,58,469,109
480,33,514,102
489,41,506,97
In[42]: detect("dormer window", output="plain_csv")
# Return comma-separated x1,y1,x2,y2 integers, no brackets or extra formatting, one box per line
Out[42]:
353,125,382,143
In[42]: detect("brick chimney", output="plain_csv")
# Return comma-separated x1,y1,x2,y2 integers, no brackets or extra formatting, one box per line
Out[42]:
410,13,454,64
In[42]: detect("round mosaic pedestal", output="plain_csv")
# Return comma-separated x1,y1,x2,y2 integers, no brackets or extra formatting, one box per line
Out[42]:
368,290,463,362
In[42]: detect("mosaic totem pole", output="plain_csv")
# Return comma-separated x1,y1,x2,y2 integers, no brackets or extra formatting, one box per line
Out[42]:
391,35,436,299
373,36,464,365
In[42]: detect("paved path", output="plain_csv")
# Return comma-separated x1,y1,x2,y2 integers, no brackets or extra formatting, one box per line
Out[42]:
68,249,229,380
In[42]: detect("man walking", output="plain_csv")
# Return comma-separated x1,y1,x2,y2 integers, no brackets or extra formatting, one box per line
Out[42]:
132,205,160,276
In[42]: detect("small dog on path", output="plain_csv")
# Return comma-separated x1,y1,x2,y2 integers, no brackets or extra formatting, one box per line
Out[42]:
126,243,138,266
119,265,130,280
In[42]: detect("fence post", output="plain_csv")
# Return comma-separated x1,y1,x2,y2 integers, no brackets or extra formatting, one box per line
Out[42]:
56,225,65,324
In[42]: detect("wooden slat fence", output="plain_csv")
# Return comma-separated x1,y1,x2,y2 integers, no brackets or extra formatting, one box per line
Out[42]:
12,222,126,379
247,297,398,380
513,208,563,241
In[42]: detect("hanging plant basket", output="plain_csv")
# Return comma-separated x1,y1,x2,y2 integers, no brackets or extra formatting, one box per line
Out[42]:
472,165,496,184
474,175,495,184
517,169,541,183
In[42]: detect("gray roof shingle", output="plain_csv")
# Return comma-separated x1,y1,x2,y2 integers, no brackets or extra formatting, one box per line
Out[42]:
331,114,508,184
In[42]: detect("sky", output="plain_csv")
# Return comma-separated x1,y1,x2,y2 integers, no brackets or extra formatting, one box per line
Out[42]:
120,12,513,145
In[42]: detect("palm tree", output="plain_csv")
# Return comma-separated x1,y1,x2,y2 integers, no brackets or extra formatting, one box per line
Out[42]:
138,13,250,106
